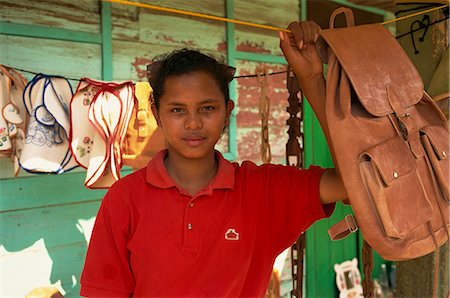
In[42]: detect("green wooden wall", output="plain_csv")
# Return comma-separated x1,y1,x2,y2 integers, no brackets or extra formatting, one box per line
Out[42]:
1,1,391,297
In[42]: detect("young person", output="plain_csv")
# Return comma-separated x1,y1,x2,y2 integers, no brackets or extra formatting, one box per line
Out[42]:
80,21,346,297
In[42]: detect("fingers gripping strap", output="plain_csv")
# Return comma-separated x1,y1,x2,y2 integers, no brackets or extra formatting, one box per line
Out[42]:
329,7,355,29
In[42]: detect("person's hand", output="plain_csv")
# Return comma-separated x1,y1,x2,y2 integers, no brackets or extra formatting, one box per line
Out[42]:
279,21,323,84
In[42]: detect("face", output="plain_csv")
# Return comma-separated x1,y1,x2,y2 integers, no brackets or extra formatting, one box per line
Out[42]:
152,71,234,161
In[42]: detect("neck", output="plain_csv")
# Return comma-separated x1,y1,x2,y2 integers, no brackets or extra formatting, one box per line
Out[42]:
164,149,218,196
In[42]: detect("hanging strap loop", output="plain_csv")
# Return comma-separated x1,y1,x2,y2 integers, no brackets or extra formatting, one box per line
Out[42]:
329,7,355,29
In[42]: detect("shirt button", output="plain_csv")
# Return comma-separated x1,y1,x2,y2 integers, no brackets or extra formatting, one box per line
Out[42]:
189,203,194,208
187,223,193,230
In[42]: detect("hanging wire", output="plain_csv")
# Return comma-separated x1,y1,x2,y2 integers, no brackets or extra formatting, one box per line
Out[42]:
2,65,82,82
234,70,286,79
3,63,287,81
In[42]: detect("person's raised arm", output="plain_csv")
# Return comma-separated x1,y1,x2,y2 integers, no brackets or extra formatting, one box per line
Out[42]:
280,22,348,205
319,168,348,204
279,21,328,136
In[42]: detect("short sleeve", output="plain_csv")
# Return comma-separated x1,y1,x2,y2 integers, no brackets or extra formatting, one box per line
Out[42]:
80,187,135,297
263,165,335,253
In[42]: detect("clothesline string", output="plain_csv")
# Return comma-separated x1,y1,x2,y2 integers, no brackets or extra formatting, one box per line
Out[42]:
6,66,82,82
3,65,287,81
102,0,448,31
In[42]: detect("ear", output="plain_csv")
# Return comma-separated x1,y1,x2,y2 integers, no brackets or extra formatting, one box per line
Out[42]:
225,100,235,126
151,104,162,127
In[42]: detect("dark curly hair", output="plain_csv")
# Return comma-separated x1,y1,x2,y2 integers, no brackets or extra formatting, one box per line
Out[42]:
147,49,235,110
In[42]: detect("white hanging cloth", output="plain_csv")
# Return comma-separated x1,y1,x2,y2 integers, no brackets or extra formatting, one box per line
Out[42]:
70,78,135,189
19,74,78,174
0,65,28,176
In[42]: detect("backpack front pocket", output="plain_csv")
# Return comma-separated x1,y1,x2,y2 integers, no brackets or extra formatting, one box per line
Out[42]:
359,136,433,239
420,125,449,204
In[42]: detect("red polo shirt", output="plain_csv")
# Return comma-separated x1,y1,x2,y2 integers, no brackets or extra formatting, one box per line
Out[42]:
80,150,334,297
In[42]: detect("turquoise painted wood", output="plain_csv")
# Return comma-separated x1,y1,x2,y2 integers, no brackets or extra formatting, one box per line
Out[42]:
1,200,101,297
0,172,108,212
225,0,238,161
100,1,113,81
329,0,390,17
0,22,102,44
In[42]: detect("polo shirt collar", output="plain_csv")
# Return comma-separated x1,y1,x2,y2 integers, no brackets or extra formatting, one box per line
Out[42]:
146,149,235,190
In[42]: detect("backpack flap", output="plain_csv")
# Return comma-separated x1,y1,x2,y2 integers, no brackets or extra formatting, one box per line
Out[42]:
318,23,424,117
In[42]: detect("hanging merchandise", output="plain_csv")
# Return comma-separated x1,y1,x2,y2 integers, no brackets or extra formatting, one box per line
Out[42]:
334,258,363,298
313,7,448,296
19,74,78,174
70,78,135,189
257,69,271,164
122,81,165,170
0,65,28,176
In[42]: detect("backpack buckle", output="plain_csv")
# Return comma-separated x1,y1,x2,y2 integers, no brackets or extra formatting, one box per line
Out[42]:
345,214,358,233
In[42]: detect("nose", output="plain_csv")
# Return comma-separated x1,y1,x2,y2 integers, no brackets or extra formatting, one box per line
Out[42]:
184,111,202,130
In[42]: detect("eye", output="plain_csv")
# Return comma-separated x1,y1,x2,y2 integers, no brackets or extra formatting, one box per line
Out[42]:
200,106,215,112
171,107,185,114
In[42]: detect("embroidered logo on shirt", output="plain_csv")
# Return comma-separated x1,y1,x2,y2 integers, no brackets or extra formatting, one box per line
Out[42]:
225,228,239,240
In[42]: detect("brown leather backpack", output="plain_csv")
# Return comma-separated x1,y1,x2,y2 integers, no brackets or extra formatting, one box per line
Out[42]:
315,8,449,262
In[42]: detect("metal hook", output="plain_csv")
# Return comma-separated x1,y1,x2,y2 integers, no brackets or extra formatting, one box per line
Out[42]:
409,15,430,54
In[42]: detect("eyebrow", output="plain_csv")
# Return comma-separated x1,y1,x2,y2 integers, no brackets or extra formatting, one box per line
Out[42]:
165,98,221,106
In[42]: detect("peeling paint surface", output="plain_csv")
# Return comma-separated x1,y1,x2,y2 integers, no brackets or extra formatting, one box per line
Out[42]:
235,61,289,165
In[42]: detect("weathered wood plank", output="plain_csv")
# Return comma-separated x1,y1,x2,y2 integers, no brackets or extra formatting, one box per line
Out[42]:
110,0,226,41
134,0,226,16
0,34,102,79
0,171,107,212
0,0,101,33
234,0,299,28
138,14,226,51
112,39,226,82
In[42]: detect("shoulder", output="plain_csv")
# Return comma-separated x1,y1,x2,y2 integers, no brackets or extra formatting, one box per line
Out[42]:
103,167,147,205
110,167,146,191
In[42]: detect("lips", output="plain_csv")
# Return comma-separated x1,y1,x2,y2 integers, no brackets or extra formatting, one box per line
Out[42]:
182,135,207,147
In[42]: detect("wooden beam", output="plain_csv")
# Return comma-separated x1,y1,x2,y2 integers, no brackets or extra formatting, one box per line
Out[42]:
0,169,132,213
226,0,238,161
0,22,102,44
100,1,113,81
328,0,389,16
